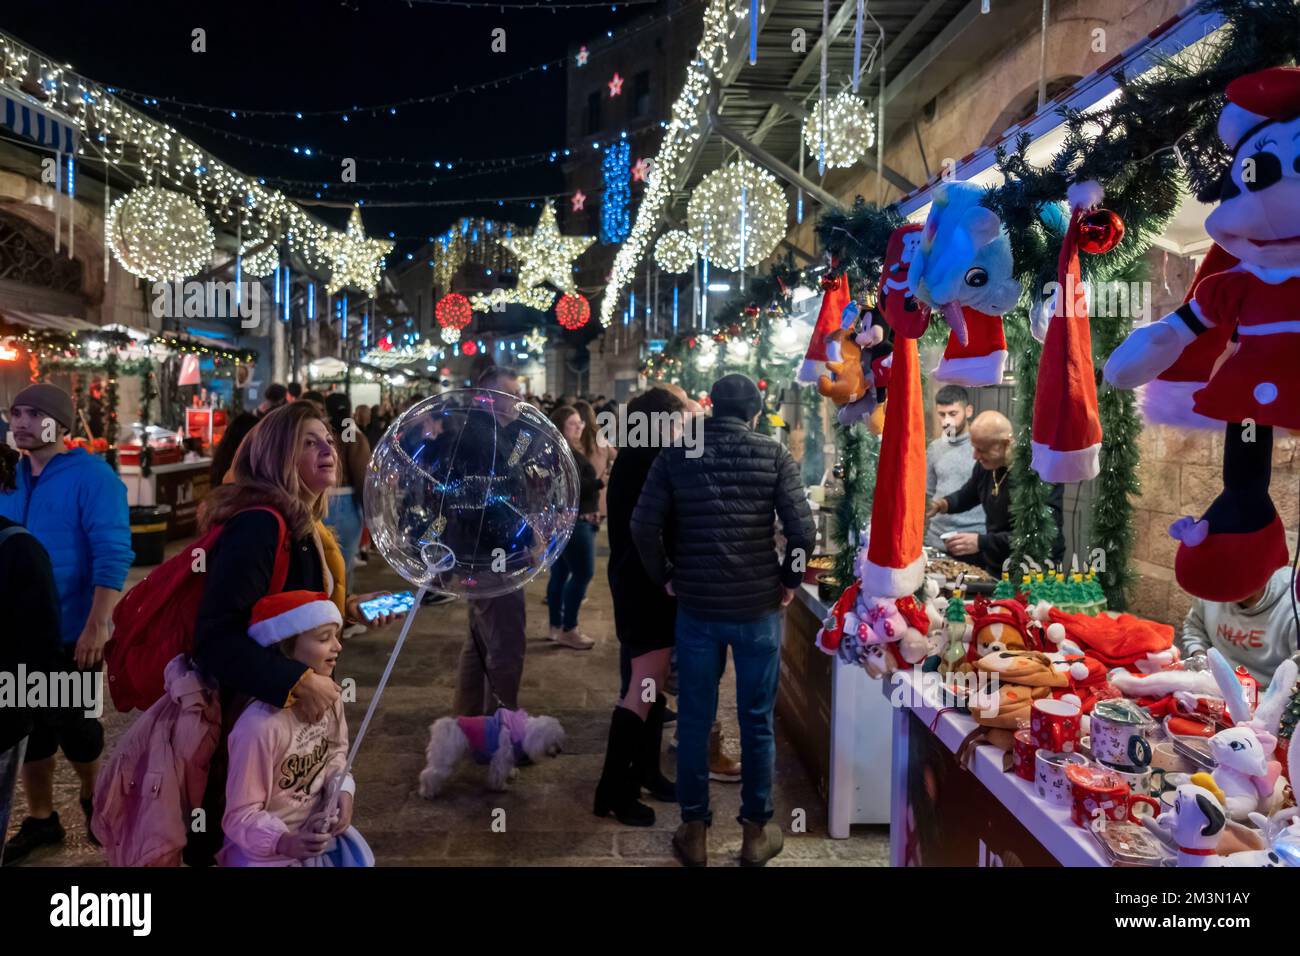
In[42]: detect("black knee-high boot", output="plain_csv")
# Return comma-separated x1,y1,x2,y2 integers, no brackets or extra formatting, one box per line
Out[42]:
635,695,676,802
594,708,654,827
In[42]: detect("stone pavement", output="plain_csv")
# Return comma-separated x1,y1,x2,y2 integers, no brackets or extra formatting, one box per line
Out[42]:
6,538,889,868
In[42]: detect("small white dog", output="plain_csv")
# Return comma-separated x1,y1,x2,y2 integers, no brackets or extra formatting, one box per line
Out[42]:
418,707,565,796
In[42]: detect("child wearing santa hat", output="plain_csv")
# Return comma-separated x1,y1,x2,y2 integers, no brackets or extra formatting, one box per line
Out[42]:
219,591,372,867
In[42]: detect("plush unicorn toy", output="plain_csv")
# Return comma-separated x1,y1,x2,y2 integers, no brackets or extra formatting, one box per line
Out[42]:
908,181,1022,386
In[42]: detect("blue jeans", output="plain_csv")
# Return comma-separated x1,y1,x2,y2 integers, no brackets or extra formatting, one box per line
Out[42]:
325,493,363,581
675,607,782,826
547,519,596,630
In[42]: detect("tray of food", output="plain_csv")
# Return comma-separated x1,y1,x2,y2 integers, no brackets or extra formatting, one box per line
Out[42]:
803,553,837,584
925,553,996,593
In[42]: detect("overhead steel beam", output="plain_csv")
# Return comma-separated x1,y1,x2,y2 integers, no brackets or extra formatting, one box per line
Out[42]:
710,112,846,211
744,90,811,120
751,0,857,146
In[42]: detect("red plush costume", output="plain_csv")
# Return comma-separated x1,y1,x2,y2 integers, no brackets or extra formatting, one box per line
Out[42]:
1104,67,1300,601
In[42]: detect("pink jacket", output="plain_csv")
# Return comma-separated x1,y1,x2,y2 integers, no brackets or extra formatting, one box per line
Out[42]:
92,655,221,866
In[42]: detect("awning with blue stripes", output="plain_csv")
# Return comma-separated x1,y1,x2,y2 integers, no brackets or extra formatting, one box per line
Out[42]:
1,90,78,154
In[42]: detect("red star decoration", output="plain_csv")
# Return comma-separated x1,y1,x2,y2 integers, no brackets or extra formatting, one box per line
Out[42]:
571,190,587,212
632,157,652,182
607,72,624,97
576,46,589,67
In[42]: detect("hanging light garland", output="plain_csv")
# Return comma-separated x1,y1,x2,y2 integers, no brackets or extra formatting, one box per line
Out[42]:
556,293,592,330
801,90,877,170
687,160,788,272
654,230,697,274
106,186,215,282
469,287,557,313
599,0,739,326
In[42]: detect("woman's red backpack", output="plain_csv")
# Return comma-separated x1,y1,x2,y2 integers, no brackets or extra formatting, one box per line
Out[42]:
105,507,290,712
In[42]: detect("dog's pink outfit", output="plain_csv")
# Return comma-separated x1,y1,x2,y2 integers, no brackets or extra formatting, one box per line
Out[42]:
456,708,530,764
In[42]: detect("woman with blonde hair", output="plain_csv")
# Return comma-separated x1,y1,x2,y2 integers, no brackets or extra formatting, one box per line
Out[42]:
188,402,393,865
572,399,616,519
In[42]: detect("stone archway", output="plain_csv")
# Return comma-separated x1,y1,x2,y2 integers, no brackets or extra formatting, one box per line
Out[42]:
981,75,1084,146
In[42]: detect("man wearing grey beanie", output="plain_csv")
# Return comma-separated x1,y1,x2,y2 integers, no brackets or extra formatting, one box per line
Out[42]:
0,383,132,863
631,372,814,867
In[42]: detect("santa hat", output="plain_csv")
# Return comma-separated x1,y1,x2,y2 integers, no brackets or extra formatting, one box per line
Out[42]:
248,590,342,647
1220,67,1300,152
797,273,852,384
1030,183,1104,483
862,331,926,596
878,224,930,339
1137,242,1237,429
933,307,1008,387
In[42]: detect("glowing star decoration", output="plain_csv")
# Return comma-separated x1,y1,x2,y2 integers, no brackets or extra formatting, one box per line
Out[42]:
576,46,589,67
469,287,557,312
571,190,587,212
608,72,624,97
107,187,215,282
801,90,877,170
524,328,547,354
654,230,697,274
632,158,652,182
687,159,788,271
321,205,393,296
498,202,593,293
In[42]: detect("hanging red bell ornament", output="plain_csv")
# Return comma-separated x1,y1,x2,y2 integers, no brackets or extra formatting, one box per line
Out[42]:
758,379,768,390
555,293,592,330
1078,209,1125,255
435,292,472,331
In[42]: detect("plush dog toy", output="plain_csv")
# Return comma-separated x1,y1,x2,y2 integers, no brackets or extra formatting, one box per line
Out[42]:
1105,67,1300,602
817,327,870,406
417,708,565,796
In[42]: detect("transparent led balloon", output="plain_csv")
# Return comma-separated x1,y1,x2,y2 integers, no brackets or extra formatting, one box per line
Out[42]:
365,389,579,599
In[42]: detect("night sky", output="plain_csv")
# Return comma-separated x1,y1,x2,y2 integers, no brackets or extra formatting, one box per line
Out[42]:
1,0,651,254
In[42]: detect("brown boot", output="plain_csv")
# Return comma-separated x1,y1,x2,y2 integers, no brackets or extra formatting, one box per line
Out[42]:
708,724,741,782
672,820,708,867
740,820,784,867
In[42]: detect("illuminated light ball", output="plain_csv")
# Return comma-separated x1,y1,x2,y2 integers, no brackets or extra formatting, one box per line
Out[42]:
687,159,788,271
436,292,473,331
1078,209,1125,255
365,389,579,598
653,230,697,274
802,90,877,169
108,186,215,282
462,340,479,356
440,326,461,344
758,379,768,391
556,293,592,330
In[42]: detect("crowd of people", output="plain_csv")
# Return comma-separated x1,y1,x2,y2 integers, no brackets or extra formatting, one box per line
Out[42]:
2,368,1293,869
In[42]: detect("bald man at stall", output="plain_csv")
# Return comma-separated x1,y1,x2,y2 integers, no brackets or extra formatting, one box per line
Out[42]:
925,410,1065,574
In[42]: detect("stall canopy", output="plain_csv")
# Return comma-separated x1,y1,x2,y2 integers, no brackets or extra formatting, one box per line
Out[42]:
0,306,97,333
1,88,78,155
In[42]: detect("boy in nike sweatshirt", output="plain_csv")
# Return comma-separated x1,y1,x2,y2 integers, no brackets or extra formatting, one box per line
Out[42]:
1181,565,1299,687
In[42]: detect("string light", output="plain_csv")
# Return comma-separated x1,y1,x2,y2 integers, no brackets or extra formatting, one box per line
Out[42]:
469,287,557,313
687,159,787,271
599,0,738,326
498,201,593,293
106,186,214,282
320,205,393,295
601,140,631,244
801,89,876,169
654,230,696,274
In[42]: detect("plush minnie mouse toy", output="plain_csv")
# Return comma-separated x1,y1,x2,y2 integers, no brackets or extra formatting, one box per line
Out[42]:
1105,67,1300,602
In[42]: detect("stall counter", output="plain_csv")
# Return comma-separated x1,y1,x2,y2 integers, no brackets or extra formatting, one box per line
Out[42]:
779,583,893,835
119,458,212,540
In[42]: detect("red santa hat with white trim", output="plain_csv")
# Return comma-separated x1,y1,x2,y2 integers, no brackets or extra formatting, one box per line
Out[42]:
797,272,852,384
248,590,343,647
861,323,926,596
1030,180,1105,484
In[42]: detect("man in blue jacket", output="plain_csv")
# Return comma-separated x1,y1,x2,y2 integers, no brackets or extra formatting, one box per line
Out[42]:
0,383,132,864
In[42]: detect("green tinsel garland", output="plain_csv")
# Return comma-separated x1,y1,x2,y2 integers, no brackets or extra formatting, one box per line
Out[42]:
831,422,880,592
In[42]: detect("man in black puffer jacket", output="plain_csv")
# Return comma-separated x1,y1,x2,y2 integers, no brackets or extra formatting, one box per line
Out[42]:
631,373,814,867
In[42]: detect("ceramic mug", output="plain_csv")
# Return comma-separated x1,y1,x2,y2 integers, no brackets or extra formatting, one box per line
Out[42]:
1035,750,1089,806
1012,729,1038,781
1030,698,1082,753
1089,700,1154,769
1150,741,1194,774
1104,762,1167,797
1066,763,1161,828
